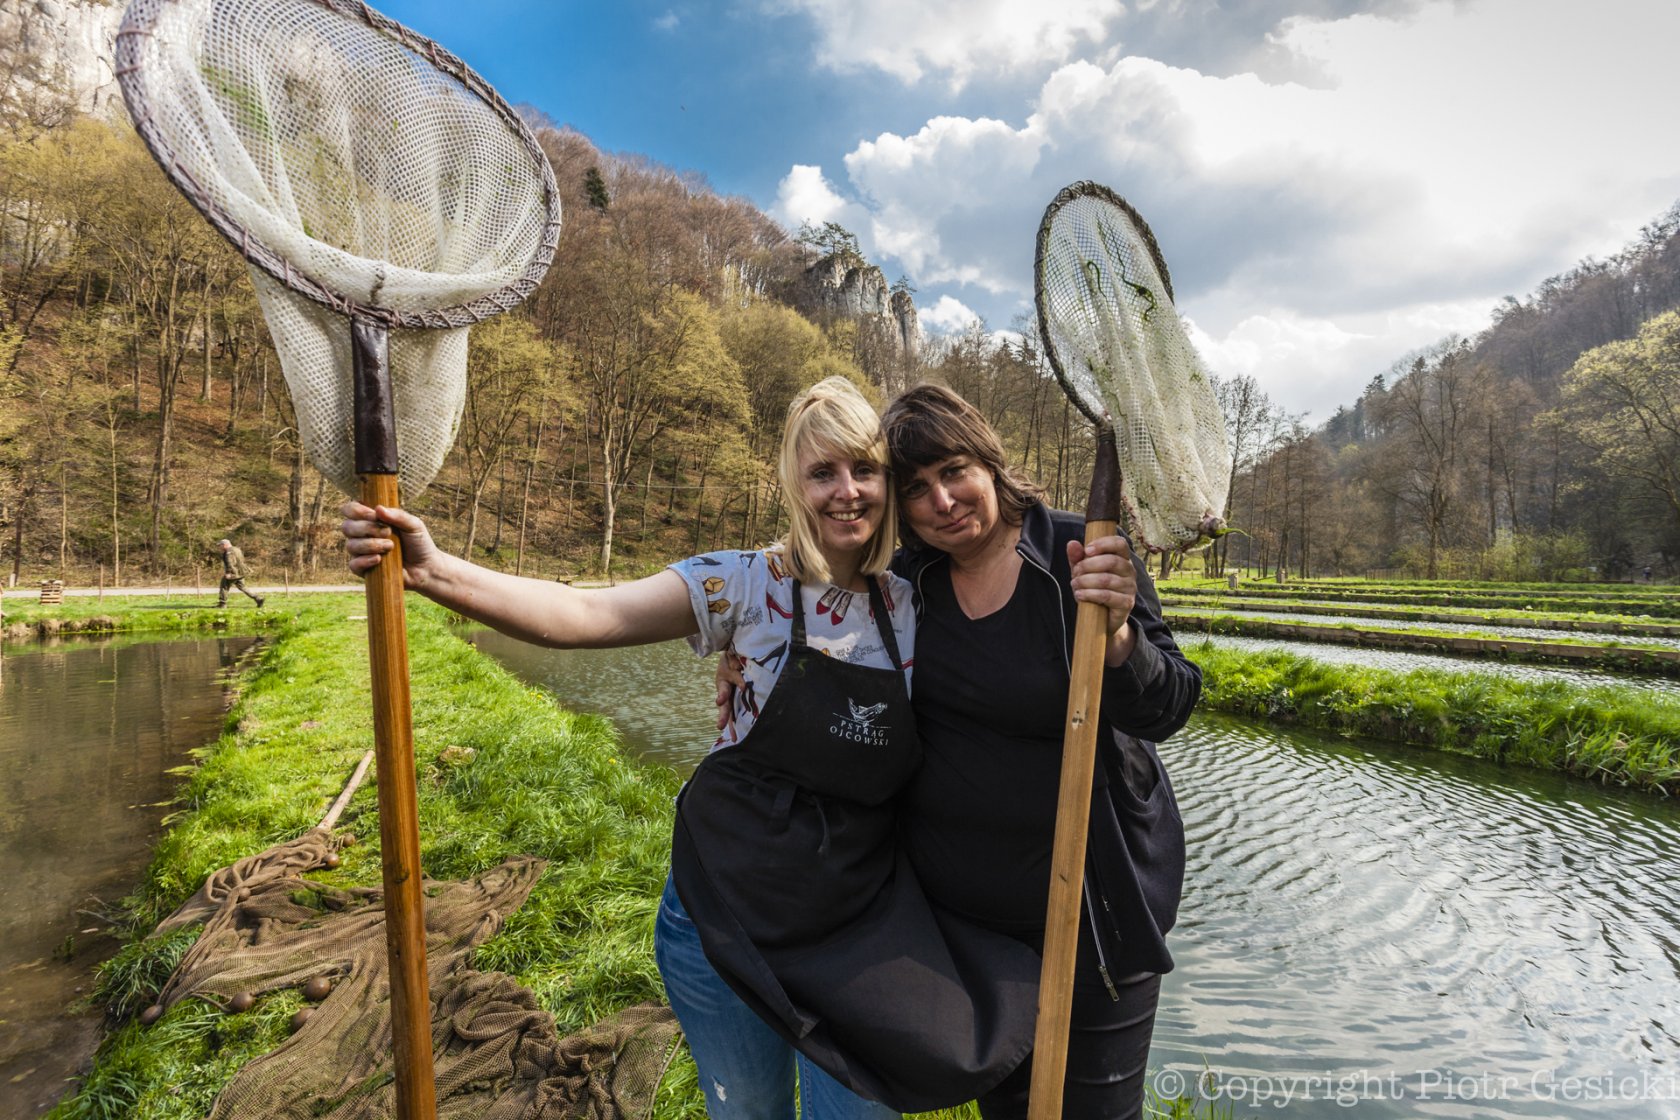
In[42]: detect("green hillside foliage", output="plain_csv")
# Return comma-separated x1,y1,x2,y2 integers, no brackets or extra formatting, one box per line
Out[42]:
1213,205,1680,583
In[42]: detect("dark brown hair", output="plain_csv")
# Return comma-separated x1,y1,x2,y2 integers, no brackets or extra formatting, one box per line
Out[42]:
882,383,1044,550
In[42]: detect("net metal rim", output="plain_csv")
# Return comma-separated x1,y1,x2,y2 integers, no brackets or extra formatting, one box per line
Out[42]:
112,0,561,331
1033,179,1174,428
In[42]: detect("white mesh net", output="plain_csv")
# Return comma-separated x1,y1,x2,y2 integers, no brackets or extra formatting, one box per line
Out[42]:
1035,184,1229,552
116,0,557,497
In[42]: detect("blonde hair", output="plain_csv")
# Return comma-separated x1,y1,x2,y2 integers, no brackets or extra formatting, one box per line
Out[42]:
777,376,896,584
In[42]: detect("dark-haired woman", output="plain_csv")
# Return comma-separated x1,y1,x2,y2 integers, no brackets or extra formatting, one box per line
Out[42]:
882,383,1199,1120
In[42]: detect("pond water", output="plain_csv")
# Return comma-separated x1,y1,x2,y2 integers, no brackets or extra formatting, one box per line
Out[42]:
474,634,1680,1118
0,634,257,1117
1156,713,1680,1118
1167,605,1680,651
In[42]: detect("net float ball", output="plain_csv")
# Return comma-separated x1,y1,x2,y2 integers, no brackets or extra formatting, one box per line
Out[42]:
138,1004,164,1026
290,1007,314,1033
228,992,255,1013
303,976,333,1002
322,852,341,869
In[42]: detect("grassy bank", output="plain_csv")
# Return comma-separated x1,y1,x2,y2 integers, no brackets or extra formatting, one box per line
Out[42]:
1188,640,1680,793
0,591,311,640
1170,613,1680,677
1160,593,1680,636
49,598,705,1120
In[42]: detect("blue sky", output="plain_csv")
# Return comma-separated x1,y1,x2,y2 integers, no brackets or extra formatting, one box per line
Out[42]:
378,0,1680,422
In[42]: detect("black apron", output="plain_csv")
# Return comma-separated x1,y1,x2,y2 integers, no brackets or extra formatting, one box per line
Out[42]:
671,578,1040,1112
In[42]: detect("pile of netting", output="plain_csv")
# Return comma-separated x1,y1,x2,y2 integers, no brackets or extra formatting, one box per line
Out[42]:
147,829,680,1119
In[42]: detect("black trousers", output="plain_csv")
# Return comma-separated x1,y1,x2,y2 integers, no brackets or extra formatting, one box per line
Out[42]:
977,919,1162,1120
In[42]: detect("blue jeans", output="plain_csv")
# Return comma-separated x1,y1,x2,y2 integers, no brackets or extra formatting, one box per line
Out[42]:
655,875,900,1120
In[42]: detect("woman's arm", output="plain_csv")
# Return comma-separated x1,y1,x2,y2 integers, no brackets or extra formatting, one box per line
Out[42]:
342,501,698,649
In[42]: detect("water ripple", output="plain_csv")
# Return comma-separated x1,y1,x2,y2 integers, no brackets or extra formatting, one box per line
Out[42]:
472,636,1680,1118
1157,717,1680,1116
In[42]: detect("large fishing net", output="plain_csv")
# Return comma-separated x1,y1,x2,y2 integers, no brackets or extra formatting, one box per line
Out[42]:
149,830,681,1120
113,0,560,497
1034,181,1228,552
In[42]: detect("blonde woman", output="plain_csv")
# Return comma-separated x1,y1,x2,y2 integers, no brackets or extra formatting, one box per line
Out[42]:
343,378,1037,1118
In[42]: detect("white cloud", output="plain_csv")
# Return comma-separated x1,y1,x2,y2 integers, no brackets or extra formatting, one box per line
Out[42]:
653,10,679,31
796,0,1680,419
764,0,1119,89
770,165,872,242
1187,299,1492,419
919,295,984,335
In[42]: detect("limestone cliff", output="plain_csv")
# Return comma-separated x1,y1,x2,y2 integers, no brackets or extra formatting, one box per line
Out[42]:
794,251,921,386
2,0,124,119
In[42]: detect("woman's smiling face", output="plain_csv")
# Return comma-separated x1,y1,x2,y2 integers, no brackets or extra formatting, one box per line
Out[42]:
799,445,887,561
899,455,1003,558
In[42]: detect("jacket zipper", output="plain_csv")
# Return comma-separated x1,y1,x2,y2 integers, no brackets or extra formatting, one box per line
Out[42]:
911,541,1127,999
1020,544,1123,1001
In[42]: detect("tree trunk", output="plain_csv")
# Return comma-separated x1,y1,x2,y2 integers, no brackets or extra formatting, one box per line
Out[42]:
59,459,67,573
599,481,616,575
692,454,711,555
491,453,507,555
639,453,654,540
598,413,618,575
9,485,28,585
289,440,306,568
462,479,484,560
515,408,545,577
199,273,214,401
305,477,327,570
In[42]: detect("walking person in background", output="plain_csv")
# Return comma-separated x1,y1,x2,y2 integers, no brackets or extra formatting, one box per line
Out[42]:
216,539,263,608
882,384,1198,1120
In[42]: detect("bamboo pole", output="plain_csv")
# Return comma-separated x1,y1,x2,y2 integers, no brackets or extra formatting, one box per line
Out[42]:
321,748,376,831
1028,429,1117,1120
353,319,437,1120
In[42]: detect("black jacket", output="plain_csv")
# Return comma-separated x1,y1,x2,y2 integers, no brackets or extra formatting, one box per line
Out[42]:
894,501,1197,978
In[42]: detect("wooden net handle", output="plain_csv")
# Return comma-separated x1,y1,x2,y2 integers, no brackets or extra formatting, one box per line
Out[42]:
1028,428,1119,1120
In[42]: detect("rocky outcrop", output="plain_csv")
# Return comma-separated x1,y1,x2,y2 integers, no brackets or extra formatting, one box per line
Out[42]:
794,252,921,383
1,0,124,118
889,288,921,362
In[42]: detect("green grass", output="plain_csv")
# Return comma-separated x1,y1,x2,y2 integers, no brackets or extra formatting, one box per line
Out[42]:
1168,612,1680,678
0,591,354,639
1159,593,1680,634
50,597,692,1120
1187,640,1680,793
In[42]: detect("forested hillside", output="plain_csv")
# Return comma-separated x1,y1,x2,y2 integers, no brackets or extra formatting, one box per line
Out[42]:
1212,206,1680,582
3,35,1679,588
0,92,941,585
